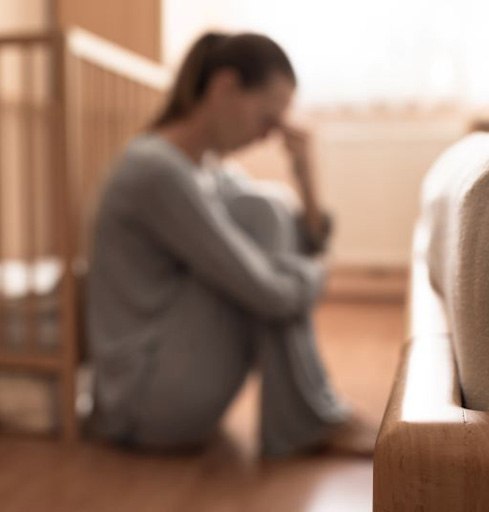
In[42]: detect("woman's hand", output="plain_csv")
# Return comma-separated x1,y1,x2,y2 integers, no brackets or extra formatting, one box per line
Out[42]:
280,124,311,170
280,124,316,202
279,124,327,252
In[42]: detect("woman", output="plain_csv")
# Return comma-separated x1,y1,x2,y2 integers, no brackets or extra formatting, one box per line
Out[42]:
87,32,376,457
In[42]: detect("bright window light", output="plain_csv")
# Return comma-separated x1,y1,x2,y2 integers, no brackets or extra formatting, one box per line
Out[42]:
164,0,489,107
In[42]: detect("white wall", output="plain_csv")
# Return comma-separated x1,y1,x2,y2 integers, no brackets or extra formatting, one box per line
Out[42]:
163,0,235,66
232,111,468,268
0,0,47,32
314,114,466,267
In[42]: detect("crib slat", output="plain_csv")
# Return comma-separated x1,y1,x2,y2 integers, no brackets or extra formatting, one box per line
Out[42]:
21,47,40,356
79,61,90,258
91,66,101,184
46,50,60,360
128,79,138,137
0,48,5,351
114,73,123,148
53,37,78,441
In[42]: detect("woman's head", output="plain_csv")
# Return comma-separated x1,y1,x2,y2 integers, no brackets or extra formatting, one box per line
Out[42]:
150,32,297,152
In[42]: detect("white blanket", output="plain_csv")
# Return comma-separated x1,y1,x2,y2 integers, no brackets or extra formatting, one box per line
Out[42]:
422,132,489,410
0,258,62,299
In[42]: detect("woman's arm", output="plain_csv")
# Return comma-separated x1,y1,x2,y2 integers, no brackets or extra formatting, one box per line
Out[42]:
280,125,332,253
125,152,324,320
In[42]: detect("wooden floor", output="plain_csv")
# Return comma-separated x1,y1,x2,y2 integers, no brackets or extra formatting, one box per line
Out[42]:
0,300,404,512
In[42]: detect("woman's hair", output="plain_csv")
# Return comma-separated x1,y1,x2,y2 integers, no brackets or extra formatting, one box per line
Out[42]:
149,31,296,129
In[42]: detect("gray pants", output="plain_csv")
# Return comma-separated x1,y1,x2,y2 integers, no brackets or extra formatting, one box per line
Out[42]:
128,192,348,457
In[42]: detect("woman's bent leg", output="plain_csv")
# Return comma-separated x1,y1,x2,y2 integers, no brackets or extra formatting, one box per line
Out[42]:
258,318,348,457
130,280,254,450
129,189,347,454
227,191,349,457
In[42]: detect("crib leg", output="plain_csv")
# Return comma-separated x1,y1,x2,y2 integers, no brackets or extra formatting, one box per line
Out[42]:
60,366,78,442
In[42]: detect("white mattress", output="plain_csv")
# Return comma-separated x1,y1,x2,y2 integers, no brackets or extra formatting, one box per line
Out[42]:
0,258,63,349
0,258,62,299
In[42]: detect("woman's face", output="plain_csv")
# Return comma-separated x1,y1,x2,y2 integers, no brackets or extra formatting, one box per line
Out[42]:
208,71,295,153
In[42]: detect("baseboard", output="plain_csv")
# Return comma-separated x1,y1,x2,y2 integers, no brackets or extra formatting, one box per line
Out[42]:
324,265,408,303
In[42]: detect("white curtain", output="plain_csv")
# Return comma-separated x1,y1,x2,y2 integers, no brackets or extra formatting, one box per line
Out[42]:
164,0,489,107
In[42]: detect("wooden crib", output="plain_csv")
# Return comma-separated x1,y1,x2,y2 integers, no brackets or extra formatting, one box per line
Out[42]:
0,27,169,440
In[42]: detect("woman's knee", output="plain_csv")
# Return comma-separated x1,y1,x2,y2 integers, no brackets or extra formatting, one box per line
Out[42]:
227,192,298,252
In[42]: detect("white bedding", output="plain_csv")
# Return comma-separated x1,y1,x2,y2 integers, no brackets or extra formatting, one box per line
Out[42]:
421,132,489,410
0,257,63,349
0,258,62,299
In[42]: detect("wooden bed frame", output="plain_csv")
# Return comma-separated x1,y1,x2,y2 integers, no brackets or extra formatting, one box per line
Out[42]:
373,223,489,511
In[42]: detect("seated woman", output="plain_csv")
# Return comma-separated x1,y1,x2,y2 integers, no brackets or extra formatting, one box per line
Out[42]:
86,31,376,458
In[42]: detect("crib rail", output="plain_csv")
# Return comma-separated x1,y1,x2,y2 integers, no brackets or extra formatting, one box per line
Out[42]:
0,28,170,440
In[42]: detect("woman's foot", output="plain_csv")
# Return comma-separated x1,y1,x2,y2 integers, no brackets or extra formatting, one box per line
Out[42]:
260,414,379,460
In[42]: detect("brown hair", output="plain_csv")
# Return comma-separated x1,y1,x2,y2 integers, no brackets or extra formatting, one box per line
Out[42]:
149,31,296,129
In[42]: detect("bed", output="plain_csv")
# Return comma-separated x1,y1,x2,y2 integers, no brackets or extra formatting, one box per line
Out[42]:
373,133,489,512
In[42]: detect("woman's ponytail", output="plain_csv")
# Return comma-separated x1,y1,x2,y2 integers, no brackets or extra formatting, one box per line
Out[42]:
150,32,228,128
150,31,296,129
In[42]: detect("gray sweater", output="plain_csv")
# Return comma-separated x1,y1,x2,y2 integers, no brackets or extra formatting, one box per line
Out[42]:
87,133,324,436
